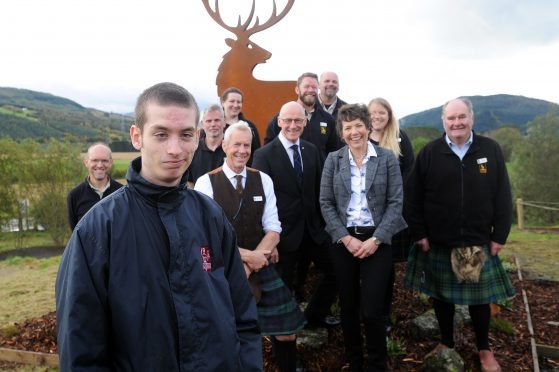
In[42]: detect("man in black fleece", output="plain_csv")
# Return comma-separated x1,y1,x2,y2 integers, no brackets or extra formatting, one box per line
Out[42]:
405,97,514,372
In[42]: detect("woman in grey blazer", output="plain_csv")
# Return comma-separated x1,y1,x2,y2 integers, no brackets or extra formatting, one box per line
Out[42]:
319,104,406,371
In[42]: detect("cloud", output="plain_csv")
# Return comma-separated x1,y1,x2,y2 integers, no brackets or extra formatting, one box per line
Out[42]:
418,0,559,57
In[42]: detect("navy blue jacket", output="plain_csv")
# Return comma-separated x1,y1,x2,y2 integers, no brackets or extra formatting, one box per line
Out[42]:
56,157,261,371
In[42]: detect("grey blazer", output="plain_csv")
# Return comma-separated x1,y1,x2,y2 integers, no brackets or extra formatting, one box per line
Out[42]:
319,145,407,244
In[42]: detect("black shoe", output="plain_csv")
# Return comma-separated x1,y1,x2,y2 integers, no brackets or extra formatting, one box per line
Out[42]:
296,357,306,372
324,315,341,327
304,315,341,329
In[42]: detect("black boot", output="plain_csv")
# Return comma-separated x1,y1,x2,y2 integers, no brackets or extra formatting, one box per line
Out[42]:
272,339,297,372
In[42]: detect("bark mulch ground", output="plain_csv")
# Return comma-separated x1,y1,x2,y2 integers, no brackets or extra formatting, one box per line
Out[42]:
1,261,558,371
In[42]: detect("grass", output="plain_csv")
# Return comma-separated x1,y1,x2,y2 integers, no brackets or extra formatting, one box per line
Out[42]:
0,231,54,253
387,336,406,358
0,256,60,328
502,225,559,281
489,318,515,335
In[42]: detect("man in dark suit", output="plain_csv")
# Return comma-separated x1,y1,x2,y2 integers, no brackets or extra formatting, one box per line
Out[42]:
253,101,338,328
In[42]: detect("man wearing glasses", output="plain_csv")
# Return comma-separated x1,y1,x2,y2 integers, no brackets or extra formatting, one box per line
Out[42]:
253,101,339,333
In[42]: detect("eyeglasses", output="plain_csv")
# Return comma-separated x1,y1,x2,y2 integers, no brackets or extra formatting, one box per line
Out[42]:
279,118,305,125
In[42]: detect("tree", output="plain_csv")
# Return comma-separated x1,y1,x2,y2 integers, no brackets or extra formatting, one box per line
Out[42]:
412,137,431,155
509,114,559,224
30,139,83,246
0,139,40,247
486,126,523,162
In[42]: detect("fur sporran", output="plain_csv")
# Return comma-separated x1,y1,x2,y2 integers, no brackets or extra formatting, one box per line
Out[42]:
450,246,487,283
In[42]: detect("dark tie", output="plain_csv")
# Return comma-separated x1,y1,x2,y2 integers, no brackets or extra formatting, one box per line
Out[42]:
235,175,243,194
291,144,303,185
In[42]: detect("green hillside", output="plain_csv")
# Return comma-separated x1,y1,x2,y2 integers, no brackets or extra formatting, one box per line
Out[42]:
0,87,132,142
400,94,559,133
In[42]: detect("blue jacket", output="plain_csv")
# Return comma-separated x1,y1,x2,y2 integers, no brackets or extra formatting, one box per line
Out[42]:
56,157,262,371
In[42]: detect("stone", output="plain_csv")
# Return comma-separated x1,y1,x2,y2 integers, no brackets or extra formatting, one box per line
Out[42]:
296,328,328,349
411,306,471,339
421,348,464,371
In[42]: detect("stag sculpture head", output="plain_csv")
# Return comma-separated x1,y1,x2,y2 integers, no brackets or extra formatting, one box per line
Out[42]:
202,0,298,142
202,0,295,73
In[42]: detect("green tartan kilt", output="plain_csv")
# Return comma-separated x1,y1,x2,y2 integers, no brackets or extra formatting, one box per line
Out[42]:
255,264,306,336
404,243,515,305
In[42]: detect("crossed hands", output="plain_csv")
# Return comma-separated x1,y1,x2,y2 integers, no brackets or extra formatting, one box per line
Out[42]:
342,235,381,259
241,246,279,277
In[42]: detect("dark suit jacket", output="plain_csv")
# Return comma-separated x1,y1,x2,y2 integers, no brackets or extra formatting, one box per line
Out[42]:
252,137,328,253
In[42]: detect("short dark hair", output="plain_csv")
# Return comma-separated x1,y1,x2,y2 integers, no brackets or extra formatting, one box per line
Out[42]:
221,87,244,103
297,72,318,87
134,82,199,130
336,104,372,139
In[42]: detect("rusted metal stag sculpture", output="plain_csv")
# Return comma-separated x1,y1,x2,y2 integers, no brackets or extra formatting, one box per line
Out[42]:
202,0,297,141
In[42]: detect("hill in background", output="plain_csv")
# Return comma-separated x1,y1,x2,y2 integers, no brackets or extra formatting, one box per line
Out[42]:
2,89,558,145
400,94,559,133
0,87,132,143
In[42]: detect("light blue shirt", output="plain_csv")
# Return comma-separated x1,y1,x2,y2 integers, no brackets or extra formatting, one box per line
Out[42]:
346,142,377,227
445,132,473,160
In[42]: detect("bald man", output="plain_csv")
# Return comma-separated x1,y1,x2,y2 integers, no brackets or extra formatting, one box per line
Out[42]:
318,71,347,119
253,101,338,330
67,143,123,229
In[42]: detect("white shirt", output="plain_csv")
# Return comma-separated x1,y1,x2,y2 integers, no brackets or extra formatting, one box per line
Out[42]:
346,142,377,227
278,132,303,171
194,161,282,234
88,178,111,199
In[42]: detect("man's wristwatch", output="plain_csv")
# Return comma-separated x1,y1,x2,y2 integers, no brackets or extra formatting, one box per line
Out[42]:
372,237,383,246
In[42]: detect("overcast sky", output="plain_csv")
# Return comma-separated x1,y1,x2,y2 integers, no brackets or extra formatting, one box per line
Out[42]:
2,0,559,118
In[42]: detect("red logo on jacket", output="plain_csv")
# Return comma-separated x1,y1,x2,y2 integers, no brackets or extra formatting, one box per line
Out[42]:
200,246,212,272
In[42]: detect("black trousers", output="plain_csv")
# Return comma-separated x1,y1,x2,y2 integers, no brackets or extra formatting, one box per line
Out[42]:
275,229,338,323
330,231,392,370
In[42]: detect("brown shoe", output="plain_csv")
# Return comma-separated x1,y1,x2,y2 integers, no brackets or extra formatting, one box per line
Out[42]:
479,350,501,372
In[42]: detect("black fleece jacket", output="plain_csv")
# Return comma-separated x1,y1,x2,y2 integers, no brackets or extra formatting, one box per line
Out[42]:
405,133,512,248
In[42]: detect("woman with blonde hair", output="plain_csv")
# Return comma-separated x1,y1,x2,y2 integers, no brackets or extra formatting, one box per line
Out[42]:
368,97,415,333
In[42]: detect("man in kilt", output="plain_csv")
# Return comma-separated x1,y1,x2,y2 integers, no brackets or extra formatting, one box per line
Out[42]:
194,121,306,372
405,97,514,372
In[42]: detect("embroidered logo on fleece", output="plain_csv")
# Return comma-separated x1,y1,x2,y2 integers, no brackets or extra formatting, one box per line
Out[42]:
200,246,212,272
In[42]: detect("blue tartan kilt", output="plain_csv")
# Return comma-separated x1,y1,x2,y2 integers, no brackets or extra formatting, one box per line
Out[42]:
404,243,515,305
255,264,306,336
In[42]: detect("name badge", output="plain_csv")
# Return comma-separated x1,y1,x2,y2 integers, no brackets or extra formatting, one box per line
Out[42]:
320,122,327,127
253,196,263,202
477,158,487,164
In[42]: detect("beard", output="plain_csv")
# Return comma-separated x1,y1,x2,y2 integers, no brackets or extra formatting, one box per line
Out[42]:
299,93,316,107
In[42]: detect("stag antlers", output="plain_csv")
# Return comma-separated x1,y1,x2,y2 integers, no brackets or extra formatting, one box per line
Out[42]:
202,0,295,37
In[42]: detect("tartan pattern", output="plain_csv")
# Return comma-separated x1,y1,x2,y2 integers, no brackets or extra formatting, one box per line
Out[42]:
255,264,306,335
405,243,515,305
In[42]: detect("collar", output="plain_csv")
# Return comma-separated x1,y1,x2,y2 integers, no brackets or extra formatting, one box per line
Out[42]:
222,159,247,179
318,95,338,115
278,131,301,151
445,131,473,149
87,177,111,193
348,142,377,165
126,157,188,205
